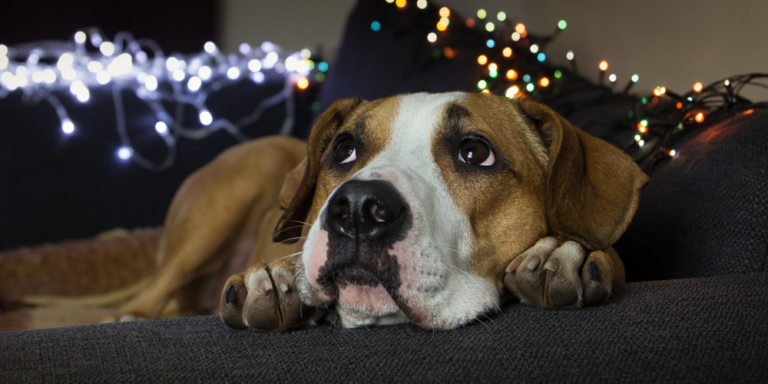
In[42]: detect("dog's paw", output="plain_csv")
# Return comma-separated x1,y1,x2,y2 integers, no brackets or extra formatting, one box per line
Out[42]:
503,237,615,308
219,260,323,331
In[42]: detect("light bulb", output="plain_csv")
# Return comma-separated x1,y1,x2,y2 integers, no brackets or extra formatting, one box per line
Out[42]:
74,31,87,44
62,118,75,134
97,71,111,85
166,57,179,71
199,109,213,125
204,41,217,54
117,146,133,160
155,121,168,135
239,43,251,55
188,76,202,91
145,75,158,91
100,42,115,56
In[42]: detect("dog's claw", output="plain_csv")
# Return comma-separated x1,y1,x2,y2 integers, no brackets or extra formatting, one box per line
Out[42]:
225,284,238,304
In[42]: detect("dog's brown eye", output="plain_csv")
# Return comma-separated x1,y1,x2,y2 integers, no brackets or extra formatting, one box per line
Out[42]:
458,139,495,166
334,137,357,164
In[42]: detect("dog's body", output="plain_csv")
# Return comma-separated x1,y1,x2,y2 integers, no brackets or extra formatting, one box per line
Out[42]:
115,92,647,330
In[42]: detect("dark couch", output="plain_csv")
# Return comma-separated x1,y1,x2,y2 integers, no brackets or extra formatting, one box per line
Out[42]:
2,1,767,382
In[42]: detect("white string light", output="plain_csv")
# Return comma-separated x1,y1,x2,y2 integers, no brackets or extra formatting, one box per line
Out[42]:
0,28,322,171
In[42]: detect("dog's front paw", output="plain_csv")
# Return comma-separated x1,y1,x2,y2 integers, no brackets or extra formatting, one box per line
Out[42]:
503,237,615,308
219,260,324,331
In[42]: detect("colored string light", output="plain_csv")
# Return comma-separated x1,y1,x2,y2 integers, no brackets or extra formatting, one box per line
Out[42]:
477,55,488,65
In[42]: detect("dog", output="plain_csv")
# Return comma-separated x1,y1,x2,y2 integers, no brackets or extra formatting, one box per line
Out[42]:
115,92,648,331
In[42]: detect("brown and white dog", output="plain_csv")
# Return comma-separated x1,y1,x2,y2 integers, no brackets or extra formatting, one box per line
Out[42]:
115,92,648,331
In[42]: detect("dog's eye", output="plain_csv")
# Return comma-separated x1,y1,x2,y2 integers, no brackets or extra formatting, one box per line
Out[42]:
334,137,357,164
458,139,495,166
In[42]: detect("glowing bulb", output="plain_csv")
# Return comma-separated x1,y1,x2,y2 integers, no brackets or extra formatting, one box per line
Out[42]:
566,51,574,60
166,57,179,71
537,53,546,62
173,69,185,82
227,67,241,79
251,72,264,83
481,89,491,94
497,11,506,21
61,118,75,134
117,147,133,160
609,74,617,82
640,119,648,127
427,33,437,43
0,44,7,56
477,9,486,19
199,109,213,125
239,43,251,55
297,77,309,89
43,69,56,84
70,81,85,95
676,102,683,109
62,68,76,80
466,18,475,28
204,41,217,54
506,69,517,80
511,32,521,41
558,20,567,29
554,70,562,79
417,0,427,9
443,47,455,58
502,47,512,57
506,86,520,98
145,75,158,91
264,52,278,68
318,62,329,72
631,74,639,82
261,41,275,52
515,24,526,34
634,134,641,142
638,140,645,147
32,72,44,83
91,34,103,47
197,65,212,80
530,44,539,53
77,88,90,102
638,124,647,133
695,112,704,123
489,71,498,78
477,55,488,65
439,7,450,18
485,22,494,32
599,60,608,71
386,0,394,3
486,39,495,48
693,82,703,92
97,71,111,85
74,31,86,44
724,79,730,86
87,61,102,73
100,42,115,56
523,74,531,83
669,149,677,156
488,63,498,72
653,86,666,96
150,121,167,136
540,77,549,87
437,19,448,31
57,53,74,70
372,21,382,31
188,76,202,91
477,80,487,89
395,0,406,8
0,56,8,70
526,83,535,92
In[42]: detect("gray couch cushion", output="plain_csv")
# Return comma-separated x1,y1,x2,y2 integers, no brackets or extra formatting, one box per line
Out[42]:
2,272,767,383
616,109,768,281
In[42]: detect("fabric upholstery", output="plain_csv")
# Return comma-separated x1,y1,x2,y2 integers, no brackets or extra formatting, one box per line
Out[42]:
2,272,767,383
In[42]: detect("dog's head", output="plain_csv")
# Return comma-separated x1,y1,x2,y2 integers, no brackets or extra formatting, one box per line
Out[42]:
273,93,648,329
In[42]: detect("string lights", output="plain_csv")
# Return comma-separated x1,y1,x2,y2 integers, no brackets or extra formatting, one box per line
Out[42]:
380,0,767,174
0,28,327,171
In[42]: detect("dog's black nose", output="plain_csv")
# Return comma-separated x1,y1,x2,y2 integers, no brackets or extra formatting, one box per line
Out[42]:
325,179,410,241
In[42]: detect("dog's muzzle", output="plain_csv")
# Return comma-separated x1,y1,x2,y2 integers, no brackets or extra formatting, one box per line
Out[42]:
318,179,412,291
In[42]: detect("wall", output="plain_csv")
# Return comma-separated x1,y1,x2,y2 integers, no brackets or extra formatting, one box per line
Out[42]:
219,0,768,98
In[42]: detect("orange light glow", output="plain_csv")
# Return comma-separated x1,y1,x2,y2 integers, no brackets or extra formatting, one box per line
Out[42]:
297,77,309,90
743,109,755,115
693,82,703,92
676,102,683,109
599,60,608,71
439,7,450,18
396,0,406,8
515,23,526,34
477,55,488,65
653,86,666,97
466,18,475,28
637,123,647,133
695,112,704,123
502,47,512,57
488,63,498,72
437,21,447,31
539,77,549,87
443,47,455,58
481,89,491,94
506,69,517,80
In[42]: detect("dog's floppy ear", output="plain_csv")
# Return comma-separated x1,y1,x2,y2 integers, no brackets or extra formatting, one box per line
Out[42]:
513,97,649,251
272,98,363,243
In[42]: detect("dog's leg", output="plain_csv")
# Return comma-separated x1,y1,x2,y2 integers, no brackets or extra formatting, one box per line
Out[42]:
503,237,625,308
219,207,326,331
